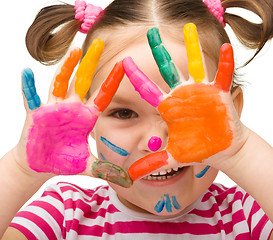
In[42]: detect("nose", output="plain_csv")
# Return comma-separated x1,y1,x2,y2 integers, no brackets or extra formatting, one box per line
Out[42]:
148,136,162,152
137,119,168,153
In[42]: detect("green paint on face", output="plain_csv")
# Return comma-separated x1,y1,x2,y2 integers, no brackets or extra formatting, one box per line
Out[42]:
147,28,181,89
91,160,132,188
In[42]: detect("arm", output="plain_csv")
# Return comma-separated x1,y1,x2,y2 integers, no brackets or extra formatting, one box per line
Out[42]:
0,149,49,238
222,129,273,223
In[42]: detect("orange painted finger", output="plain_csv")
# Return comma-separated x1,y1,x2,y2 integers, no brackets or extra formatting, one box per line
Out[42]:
214,43,234,92
93,61,125,112
128,150,169,181
52,48,82,99
75,38,104,101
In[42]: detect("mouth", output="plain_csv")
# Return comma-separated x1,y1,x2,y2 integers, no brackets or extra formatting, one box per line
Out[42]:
142,167,185,181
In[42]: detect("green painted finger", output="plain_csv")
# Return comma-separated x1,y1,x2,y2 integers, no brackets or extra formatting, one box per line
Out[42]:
147,28,181,89
91,160,132,188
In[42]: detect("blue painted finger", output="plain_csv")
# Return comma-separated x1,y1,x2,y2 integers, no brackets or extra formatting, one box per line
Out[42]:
22,68,41,110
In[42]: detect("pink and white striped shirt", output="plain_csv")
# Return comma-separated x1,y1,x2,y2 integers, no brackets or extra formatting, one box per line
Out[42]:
10,182,273,239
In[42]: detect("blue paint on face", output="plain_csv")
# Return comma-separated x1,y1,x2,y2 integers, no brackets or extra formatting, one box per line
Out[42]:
164,194,172,213
154,194,181,213
172,196,181,210
100,153,106,161
100,136,130,157
22,68,41,110
195,166,211,178
154,197,165,213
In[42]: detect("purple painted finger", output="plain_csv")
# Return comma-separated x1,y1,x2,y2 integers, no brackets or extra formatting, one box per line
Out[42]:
123,57,164,107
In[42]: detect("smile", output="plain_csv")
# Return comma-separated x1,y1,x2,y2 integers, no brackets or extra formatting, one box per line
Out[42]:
142,167,185,180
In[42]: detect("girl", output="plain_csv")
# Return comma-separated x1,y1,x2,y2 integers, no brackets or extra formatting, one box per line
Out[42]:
1,0,273,239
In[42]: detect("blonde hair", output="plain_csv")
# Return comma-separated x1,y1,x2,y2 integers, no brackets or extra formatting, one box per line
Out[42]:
26,0,273,93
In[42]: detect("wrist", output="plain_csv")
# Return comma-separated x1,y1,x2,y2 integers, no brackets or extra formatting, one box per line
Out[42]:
220,129,273,184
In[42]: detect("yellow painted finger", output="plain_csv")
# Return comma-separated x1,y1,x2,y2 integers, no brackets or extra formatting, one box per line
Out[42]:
183,23,205,83
75,38,104,101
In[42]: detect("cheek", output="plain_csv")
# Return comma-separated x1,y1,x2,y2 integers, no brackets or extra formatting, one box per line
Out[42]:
94,126,133,166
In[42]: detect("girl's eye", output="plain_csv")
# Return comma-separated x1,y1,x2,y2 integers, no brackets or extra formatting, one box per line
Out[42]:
111,109,138,120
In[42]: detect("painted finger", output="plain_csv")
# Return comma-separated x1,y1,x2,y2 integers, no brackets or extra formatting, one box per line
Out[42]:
147,28,181,89
183,23,205,83
214,43,234,92
52,48,82,99
22,68,41,111
75,38,104,101
128,150,169,181
123,57,165,108
91,159,132,188
91,61,124,112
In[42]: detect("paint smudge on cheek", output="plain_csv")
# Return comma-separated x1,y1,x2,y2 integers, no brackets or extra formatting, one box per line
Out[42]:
195,165,211,178
100,136,130,156
27,102,97,175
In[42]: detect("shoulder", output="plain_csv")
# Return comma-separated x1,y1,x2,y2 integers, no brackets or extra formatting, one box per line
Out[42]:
43,182,112,211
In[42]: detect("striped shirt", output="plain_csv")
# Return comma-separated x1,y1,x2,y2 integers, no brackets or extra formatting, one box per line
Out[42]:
10,182,273,239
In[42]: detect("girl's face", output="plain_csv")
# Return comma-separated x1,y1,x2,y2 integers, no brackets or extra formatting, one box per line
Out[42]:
91,34,218,216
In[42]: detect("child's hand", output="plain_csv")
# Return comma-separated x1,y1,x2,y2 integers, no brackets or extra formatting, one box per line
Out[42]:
123,23,249,181
14,39,132,188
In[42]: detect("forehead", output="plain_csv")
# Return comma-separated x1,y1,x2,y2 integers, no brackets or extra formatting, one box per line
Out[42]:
92,34,190,96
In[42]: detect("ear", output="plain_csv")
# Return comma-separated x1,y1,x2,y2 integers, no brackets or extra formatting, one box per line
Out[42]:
231,86,244,118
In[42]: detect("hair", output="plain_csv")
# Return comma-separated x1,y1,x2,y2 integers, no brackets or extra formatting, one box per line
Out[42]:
26,0,273,94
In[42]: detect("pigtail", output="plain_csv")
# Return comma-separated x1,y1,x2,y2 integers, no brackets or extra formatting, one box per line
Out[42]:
222,0,273,64
25,3,81,65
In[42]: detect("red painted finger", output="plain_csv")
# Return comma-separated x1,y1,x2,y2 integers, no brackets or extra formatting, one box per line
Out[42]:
53,48,82,99
93,61,125,112
128,150,169,181
214,43,234,92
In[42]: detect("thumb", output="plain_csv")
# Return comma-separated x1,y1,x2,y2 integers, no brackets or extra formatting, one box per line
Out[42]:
84,153,132,188
21,68,41,113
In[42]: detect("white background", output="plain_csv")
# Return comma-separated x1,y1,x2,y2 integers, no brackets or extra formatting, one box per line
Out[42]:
0,0,272,207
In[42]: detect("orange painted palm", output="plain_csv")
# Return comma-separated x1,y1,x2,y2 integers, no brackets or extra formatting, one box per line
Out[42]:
123,23,246,181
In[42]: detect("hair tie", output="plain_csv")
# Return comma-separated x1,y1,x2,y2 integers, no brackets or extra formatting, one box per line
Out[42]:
203,0,226,27
74,0,103,34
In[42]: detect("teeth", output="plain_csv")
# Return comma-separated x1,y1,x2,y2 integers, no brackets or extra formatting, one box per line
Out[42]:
160,170,167,175
142,167,184,180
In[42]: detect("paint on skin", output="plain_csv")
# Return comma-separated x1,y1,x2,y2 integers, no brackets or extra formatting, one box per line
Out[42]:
27,102,98,175
172,196,182,210
53,48,82,99
154,197,165,213
214,43,234,92
91,160,132,188
94,61,124,112
123,57,164,108
154,194,182,213
195,166,211,178
75,38,104,101
183,23,205,83
100,136,130,157
148,136,162,152
128,150,169,181
22,68,41,110
147,28,181,89
100,153,106,161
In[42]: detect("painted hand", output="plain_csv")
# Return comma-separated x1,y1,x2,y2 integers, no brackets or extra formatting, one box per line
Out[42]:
123,23,247,181
20,39,132,187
